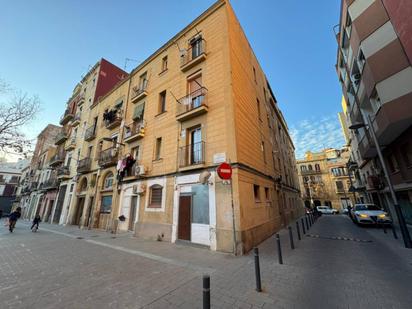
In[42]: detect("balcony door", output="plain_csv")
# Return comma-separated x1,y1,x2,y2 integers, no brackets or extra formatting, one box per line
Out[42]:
190,36,202,59
188,75,203,109
190,127,202,165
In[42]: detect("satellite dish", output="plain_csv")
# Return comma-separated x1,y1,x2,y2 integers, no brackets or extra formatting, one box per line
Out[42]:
199,171,211,184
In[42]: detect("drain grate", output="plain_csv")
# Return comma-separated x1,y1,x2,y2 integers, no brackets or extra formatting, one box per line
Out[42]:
306,234,372,243
76,237,84,239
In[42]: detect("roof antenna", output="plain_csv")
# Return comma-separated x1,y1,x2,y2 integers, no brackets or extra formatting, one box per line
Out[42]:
124,58,139,71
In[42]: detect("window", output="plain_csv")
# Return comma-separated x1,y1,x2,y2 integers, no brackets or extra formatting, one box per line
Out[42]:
103,172,114,190
149,184,163,208
254,185,260,202
308,164,313,171
262,141,266,163
257,99,261,120
161,56,168,72
190,35,203,59
155,137,162,160
400,143,412,167
315,164,320,172
101,195,112,213
253,66,257,83
336,181,344,192
264,187,270,201
301,165,307,172
159,90,166,113
139,72,148,91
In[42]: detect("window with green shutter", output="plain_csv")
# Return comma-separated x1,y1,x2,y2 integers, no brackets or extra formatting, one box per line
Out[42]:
133,103,145,120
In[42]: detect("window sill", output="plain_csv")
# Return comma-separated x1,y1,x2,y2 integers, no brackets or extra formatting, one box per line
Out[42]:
158,69,168,76
100,188,113,193
155,111,167,117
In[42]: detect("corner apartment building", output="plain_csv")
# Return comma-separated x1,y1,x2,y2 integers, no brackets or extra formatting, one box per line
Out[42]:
297,148,355,211
63,0,301,254
335,0,412,224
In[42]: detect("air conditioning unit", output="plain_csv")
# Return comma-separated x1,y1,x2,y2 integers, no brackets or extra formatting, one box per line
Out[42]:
134,165,146,176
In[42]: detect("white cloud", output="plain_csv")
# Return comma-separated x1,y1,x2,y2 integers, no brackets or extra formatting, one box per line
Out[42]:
290,114,346,159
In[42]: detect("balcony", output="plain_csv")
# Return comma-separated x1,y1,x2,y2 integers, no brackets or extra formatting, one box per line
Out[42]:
98,147,118,167
180,38,206,72
131,81,148,103
358,130,376,160
104,109,123,130
56,166,71,179
55,131,68,145
60,109,74,125
179,141,205,169
49,152,65,167
176,87,208,122
367,175,383,191
65,137,77,151
71,112,81,127
84,125,96,142
77,94,85,106
124,121,145,143
30,182,39,190
43,177,59,190
301,169,322,175
77,158,92,174
372,97,412,146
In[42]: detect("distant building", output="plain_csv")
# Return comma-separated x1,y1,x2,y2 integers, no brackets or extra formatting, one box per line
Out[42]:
335,0,412,224
297,148,356,211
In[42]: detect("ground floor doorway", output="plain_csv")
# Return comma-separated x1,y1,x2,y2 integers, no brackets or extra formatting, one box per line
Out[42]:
128,196,138,231
74,197,85,226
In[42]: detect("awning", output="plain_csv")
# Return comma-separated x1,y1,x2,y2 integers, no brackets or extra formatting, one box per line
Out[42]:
133,103,145,120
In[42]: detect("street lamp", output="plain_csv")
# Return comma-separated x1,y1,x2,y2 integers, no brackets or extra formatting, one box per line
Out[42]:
349,115,412,248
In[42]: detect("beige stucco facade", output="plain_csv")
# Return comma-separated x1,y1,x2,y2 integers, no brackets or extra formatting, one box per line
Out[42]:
297,147,356,211
20,0,302,254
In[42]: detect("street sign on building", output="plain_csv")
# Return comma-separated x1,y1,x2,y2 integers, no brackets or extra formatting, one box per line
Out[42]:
217,162,232,180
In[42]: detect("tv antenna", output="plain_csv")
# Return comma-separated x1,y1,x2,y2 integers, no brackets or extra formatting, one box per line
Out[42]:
124,58,139,71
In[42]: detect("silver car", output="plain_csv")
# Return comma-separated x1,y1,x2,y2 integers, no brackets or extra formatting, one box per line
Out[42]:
351,204,392,225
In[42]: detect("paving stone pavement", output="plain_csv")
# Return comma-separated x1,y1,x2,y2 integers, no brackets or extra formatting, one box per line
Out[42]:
1,215,412,309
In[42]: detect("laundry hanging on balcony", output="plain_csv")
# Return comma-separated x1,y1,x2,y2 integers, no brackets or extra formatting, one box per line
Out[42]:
116,154,136,181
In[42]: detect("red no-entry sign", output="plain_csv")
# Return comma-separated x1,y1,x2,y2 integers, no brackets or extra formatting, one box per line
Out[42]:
217,162,232,180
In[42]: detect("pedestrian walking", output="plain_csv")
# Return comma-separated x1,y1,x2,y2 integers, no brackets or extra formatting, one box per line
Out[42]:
31,214,41,232
8,207,22,233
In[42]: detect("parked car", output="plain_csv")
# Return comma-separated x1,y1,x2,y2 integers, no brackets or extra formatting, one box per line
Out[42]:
316,206,338,215
350,204,392,225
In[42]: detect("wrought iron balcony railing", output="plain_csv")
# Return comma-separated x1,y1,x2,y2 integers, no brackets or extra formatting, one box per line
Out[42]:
98,147,118,167
179,141,205,168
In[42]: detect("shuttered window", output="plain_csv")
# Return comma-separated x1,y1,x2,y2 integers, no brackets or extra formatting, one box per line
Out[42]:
149,185,162,208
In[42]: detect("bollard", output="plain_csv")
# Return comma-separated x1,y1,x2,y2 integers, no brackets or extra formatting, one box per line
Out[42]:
253,248,262,292
312,213,315,224
203,275,210,309
305,215,310,230
301,218,306,234
288,226,295,250
276,234,283,264
382,223,387,234
391,224,398,239
309,213,313,225
296,221,301,240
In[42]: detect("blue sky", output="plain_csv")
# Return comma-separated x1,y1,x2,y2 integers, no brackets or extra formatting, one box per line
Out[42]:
0,0,344,160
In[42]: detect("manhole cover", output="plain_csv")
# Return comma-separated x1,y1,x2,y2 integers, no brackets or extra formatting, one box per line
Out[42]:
306,234,372,243
76,237,84,239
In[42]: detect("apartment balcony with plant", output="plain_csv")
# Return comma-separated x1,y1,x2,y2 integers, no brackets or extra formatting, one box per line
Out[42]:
131,79,148,103
103,109,123,130
124,120,145,143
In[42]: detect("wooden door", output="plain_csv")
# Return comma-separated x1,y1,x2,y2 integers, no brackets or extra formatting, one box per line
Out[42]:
75,198,85,226
178,196,191,241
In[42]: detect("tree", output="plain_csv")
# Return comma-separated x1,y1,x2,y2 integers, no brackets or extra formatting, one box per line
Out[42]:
0,78,40,156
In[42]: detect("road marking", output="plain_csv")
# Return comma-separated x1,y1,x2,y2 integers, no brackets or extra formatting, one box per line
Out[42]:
37,226,216,274
306,234,372,243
